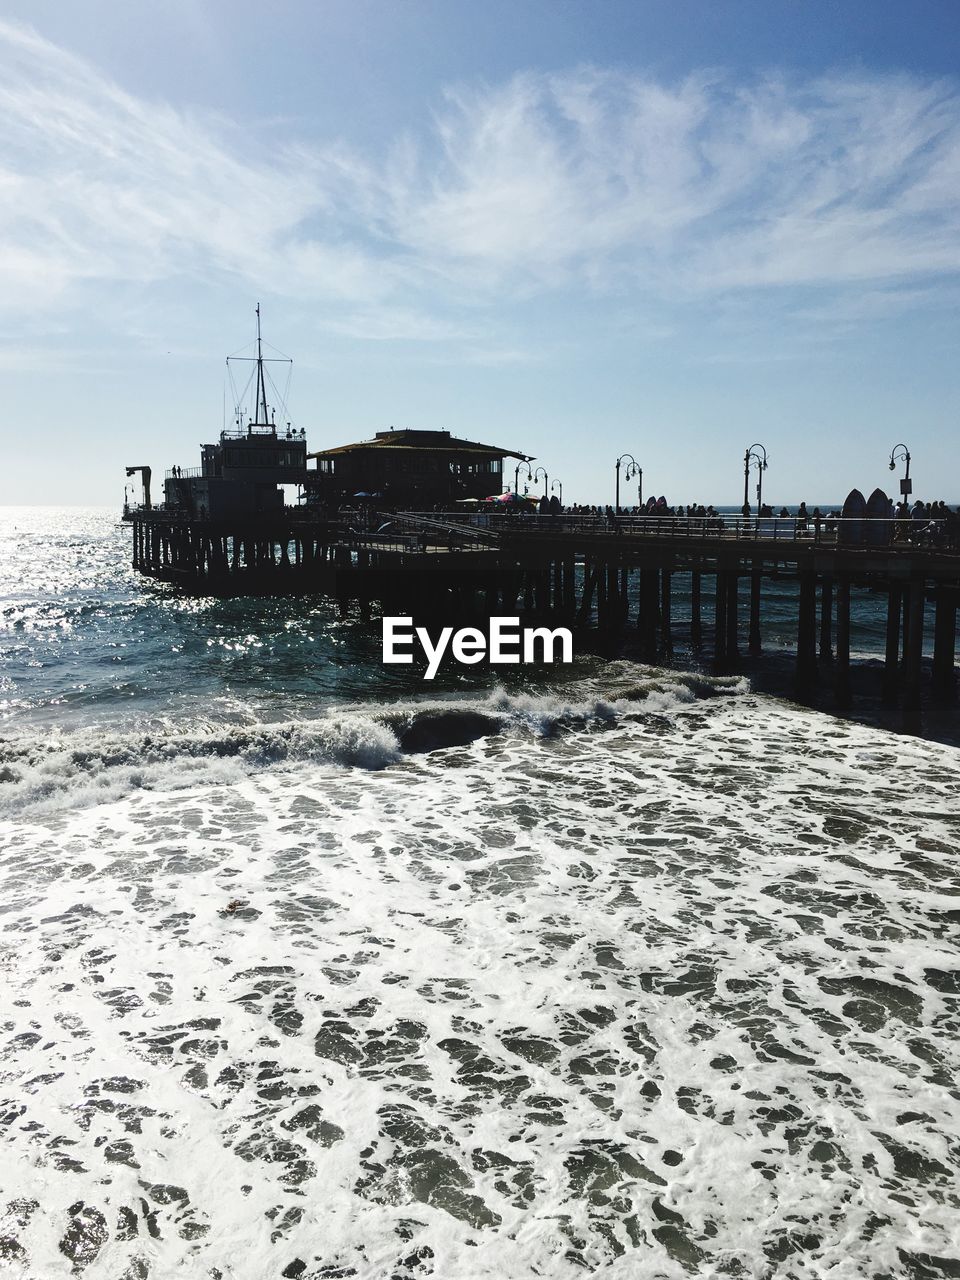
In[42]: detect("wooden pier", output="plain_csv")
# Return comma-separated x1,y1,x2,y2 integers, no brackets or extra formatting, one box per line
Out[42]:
125,506,959,726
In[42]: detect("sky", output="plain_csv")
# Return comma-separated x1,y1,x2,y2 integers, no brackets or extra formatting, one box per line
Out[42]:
1,0,958,506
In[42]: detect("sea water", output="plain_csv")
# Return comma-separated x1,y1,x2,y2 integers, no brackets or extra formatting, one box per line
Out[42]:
1,508,958,1278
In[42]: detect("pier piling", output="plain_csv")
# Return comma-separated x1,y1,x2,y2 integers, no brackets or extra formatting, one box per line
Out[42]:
819,576,833,661
748,564,762,656
796,571,818,691
834,577,851,708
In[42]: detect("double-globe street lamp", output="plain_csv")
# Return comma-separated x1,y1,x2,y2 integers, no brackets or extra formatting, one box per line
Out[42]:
514,461,532,495
615,454,641,514
743,443,769,518
533,466,549,500
551,479,563,505
888,443,912,500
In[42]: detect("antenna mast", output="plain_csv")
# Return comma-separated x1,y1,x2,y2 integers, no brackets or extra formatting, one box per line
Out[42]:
254,302,270,429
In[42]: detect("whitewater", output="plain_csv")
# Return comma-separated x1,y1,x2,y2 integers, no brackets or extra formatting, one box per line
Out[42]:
1,509,958,1279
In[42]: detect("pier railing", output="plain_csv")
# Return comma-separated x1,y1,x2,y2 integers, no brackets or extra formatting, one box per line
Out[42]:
401,511,960,551
119,502,960,553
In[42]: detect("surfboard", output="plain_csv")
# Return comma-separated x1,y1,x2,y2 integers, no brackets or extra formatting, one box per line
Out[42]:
839,488,867,545
865,488,892,546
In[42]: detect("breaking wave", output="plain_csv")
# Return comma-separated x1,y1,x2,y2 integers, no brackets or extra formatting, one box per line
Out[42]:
0,670,747,818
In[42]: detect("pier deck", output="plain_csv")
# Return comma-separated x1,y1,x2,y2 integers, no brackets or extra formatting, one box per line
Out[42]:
124,504,959,727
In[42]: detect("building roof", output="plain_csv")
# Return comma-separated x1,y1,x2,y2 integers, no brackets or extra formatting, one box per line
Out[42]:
308,428,533,462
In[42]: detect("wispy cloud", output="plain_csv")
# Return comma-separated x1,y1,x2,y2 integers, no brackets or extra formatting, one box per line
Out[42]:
1,18,959,342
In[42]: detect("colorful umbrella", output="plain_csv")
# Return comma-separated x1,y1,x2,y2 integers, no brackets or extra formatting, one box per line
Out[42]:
484,492,536,505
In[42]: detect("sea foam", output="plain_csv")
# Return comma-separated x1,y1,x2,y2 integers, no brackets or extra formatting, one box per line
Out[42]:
1,693,957,1277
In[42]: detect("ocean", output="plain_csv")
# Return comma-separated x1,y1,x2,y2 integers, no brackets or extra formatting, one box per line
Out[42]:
1,507,958,1279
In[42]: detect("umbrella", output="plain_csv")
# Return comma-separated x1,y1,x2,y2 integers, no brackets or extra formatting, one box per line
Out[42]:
484,491,536,505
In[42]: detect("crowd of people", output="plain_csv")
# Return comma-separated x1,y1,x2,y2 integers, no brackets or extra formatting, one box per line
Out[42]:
523,497,960,547
356,493,960,549
883,499,958,546
785,498,960,546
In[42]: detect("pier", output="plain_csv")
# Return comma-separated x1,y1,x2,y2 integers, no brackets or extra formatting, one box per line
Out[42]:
124,503,960,727
122,315,958,729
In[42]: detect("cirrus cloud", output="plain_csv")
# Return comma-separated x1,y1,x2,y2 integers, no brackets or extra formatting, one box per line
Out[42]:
1,18,959,337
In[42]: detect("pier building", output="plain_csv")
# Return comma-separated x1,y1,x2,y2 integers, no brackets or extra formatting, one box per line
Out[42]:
305,429,531,508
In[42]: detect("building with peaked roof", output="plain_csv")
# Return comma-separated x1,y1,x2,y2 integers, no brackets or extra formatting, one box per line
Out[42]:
305,428,533,507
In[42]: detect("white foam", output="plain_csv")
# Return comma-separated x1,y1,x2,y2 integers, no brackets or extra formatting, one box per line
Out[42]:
1,692,958,1276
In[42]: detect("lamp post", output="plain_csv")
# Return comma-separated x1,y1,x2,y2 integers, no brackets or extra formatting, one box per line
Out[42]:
514,461,532,495
743,444,768,518
615,454,640,514
551,479,563,505
888,443,911,500
533,466,548,499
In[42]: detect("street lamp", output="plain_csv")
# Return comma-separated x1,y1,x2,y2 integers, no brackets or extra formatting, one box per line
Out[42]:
743,444,768,518
615,454,640,514
551,479,563,505
888,443,912,500
533,466,548,498
514,461,532,495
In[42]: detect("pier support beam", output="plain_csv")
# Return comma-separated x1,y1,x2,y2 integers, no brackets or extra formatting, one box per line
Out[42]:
883,586,902,704
564,557,577,614
606,560,620,628
748,564,762,656
796,571,817,692
639,569,659,662
932,587,957,700
691,570,702,650
713,573,727,672
834,577,851,708
599,562,610,625
725,572,739,664
903,578,925,731
577,560,598,625
819,575,833,661
660,570,673,654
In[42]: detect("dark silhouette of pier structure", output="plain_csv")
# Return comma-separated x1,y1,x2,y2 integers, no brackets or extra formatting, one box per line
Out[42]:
124,503,959,727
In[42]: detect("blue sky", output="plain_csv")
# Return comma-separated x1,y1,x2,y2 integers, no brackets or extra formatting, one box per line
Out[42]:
1,0,958,506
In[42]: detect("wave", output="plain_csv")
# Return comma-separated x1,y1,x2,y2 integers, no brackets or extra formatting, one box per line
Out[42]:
0,668,747,818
